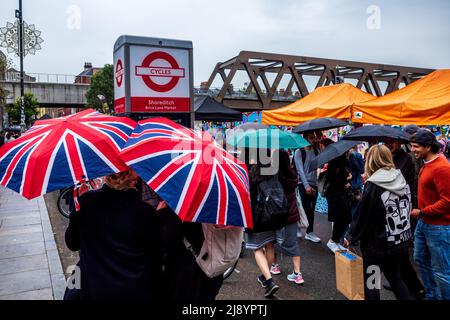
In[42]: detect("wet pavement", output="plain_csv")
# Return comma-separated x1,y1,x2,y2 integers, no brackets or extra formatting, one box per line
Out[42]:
217,213,396,300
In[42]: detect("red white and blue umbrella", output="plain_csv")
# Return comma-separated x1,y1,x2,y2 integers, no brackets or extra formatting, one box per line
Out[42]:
0,109,136,199
119,117,252,228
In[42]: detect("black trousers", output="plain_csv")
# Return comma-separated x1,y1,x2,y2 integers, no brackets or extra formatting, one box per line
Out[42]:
401,249,424,299
331,220,348,243
363,252,412,300
298,184,318,234
326,191,352,243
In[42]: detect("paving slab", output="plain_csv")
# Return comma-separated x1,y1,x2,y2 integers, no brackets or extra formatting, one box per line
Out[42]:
0,254,49,276
0,288,54,300
0,268,52,297
0,186,66,300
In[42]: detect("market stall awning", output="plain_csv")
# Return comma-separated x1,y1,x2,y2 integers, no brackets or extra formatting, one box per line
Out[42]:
262,83,374,126
194,96,242,122
352,69,450,125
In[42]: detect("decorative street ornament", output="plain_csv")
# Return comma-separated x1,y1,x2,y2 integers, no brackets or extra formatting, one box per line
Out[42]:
0,20,44,56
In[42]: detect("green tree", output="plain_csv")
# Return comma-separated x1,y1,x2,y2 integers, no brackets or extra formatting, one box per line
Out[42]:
6,92,39,126
0,55,8,111
85,64,114,114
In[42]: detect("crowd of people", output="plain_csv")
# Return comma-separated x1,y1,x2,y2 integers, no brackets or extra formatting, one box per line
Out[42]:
54,122,449,301
243,125,449,300
0,129,21,147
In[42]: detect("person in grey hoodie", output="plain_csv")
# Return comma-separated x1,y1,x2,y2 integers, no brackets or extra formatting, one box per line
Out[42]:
344,144,413,300
294,131,321,243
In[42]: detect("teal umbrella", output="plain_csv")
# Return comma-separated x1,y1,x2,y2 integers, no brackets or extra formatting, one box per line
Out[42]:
232,128,310,149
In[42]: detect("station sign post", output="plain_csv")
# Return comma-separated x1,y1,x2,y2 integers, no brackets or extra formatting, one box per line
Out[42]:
113,35,194,128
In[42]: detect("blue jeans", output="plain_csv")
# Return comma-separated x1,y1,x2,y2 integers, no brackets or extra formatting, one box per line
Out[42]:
413,219,450,300
275,222,301,257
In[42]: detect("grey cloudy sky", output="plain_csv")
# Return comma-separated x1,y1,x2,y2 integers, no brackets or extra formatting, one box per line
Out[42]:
1,0,449,86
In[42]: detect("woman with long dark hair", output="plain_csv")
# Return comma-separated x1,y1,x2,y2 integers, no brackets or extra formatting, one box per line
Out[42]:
245,149,280,298
272,149,305,285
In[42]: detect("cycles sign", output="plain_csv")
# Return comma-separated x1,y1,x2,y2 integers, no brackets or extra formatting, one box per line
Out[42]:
130,46,190,112
135,51,185,92
113,36,193,115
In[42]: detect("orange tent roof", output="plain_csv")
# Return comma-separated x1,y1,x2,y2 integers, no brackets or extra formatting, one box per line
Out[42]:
352,69,450,125
262,83,375,126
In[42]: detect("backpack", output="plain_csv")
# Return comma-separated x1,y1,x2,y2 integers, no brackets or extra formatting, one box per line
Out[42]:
184,224,243,278
254,175,289,231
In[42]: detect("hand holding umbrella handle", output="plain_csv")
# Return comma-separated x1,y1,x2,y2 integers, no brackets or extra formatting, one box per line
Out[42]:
157,201,167,211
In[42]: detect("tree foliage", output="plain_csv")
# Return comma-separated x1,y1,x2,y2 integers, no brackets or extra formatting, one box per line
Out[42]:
6,92,39,126
85,64,114,114
0,55,7,107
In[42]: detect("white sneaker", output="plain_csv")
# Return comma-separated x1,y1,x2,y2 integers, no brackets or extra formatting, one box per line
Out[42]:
297,229,303,238
305,232,321,243
327,240,343,253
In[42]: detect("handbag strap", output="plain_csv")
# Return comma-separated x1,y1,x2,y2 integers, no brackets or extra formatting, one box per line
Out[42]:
183,237,198,258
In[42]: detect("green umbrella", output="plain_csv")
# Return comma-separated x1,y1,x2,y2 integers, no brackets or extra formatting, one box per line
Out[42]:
232,128,310,149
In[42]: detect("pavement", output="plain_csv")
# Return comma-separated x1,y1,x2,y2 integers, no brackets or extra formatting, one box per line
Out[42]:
217,212,396,300
0,186,66,300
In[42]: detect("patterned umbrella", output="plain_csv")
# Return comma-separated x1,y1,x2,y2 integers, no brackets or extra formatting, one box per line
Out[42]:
0,109,136,199
119,117,252,228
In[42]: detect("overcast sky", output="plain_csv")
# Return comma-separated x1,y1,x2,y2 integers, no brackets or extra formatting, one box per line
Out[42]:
1,0,449,87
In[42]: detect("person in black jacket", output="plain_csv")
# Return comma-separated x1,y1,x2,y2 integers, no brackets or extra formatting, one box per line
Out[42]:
0,130,5,147
384,138,425,299
324,153,352,253
157,203,224,301
344,144,413,300
245,153,280,298
271,150,305,285
384,138,417,208
65,169,162,300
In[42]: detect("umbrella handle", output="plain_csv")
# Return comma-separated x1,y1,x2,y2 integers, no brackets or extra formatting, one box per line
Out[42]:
72,179,87,212
72,187,80,212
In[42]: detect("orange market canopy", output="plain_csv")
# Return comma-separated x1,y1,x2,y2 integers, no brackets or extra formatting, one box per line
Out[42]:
262,83,375,126
352,69,450,125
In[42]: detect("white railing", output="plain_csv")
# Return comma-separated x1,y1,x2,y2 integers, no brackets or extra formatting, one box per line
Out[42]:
2,71,92,84
1,73,299,100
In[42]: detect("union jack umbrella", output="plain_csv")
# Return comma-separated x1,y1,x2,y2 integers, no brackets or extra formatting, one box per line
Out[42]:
0,109,136,200
119,118,252,228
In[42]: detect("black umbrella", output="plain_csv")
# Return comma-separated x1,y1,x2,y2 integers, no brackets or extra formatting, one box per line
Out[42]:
194,96,242,121
342,125,410,142
293,117,347,134
309,140,364,172
38,114,52,120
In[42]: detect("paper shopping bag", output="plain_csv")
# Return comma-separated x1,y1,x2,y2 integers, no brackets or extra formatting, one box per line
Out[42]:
335,250,364,300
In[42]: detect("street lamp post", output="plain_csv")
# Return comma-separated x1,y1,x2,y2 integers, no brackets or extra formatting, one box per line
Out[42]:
0,0,43,131
97,94,111,114
16,0,25,131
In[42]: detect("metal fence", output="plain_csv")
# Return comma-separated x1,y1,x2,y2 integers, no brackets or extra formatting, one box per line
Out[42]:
2,71,92,84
